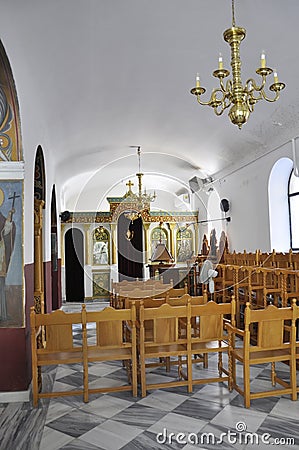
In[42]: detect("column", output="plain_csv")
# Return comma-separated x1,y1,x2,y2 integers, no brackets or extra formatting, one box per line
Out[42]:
194,222,199,255
143,222,151,263
34,199,45,314
111,223,117,264
169,222,176,261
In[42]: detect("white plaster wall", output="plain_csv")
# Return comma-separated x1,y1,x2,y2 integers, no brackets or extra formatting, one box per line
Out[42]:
193,140,295,252
2,28,59,266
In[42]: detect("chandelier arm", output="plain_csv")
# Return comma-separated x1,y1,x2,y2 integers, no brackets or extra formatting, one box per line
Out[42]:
246,90,263,103
218,78,229,93
195,96,213,107
260,90,281,103
225,78,233,93
245,77,266,93
214,104,227,116
212,87,228,100
246,97,255,113
214,108,225,116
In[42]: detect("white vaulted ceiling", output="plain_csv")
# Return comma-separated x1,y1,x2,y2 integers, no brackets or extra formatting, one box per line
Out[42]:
0,0,298,209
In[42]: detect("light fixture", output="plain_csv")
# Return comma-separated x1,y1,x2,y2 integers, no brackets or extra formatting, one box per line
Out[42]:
124,146,156,221
190,0,285,129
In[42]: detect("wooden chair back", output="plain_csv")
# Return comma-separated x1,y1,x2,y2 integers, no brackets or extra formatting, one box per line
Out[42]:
31,307,85,352
85,304,136,347
243,301,295,350
142,279,172,290
119,287,154,298
140,302,189,344
190,298,236,341
118,282,173,300
85,304,138,398
30,305,87,406
166,284,188,298
139,302,190,396
166,293,207,306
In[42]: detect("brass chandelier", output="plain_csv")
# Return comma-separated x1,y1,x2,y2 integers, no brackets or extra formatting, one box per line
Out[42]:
190,0,285,129
124,146,156,222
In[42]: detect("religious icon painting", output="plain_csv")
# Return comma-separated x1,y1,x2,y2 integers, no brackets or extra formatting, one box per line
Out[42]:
0,180,23,327
92,227,110,265
92,271,110,298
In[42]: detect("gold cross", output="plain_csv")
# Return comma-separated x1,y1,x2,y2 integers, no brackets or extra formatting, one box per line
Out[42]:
126,180,134,192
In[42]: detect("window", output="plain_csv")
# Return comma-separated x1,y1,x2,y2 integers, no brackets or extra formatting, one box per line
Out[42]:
268,157,292,252
288,170,299,250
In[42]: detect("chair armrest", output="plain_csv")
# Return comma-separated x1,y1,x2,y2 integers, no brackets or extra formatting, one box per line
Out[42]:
223,318,231,325
225,322,245,337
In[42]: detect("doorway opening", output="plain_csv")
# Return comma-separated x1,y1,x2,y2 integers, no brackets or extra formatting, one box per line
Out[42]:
65,228,85,302
117,213,144,281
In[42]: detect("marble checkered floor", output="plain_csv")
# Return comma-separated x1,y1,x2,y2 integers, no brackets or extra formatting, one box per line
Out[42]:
1,306,299,450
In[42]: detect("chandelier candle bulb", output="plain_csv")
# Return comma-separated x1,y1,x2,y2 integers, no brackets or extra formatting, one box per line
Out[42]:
196,73,200,87
260,52,266,68
274,71,279,83
218,53,223,69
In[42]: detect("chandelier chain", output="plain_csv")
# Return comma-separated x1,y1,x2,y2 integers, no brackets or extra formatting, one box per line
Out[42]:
231,0,236,27
137,146,141,173
124,147,156,222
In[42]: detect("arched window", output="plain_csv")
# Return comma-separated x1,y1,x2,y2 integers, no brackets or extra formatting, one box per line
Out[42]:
288,170,299,250
92,226,110,265
268,157,292,252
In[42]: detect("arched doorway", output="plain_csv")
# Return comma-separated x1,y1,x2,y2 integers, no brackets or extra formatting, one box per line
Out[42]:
65,228,85,302
117,213,144,281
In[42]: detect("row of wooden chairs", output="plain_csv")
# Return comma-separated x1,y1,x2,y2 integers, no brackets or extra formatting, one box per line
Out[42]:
31,295,299,408
111,278,172,295
140,294,299,407
213,265,299,327
223,249,299,269
31,291,199,407
110,281,188,309
188,250,299,297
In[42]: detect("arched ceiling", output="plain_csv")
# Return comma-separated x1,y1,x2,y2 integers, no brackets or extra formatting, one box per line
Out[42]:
1,0,298,209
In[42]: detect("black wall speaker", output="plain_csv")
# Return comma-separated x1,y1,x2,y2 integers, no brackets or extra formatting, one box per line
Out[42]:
60,210,71,222
220,198,230,213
